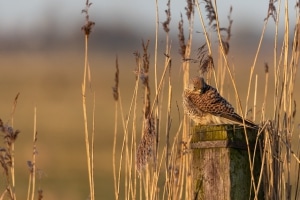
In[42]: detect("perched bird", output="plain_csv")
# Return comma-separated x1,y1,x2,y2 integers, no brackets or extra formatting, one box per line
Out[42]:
183,76,257,128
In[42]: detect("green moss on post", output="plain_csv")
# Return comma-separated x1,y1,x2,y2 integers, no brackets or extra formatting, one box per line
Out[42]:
191,125,263,200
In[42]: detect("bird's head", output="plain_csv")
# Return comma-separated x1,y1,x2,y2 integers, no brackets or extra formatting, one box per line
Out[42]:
192,76,207,94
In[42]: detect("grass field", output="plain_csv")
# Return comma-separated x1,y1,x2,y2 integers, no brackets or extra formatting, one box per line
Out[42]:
0,50,117,199
0,45,298,199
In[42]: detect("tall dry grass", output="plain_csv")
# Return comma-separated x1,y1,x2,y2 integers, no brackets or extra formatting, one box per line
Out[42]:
0,93,43,200
0,0,298,199
0,94,20,200
81,0,96,199
112,0,300,200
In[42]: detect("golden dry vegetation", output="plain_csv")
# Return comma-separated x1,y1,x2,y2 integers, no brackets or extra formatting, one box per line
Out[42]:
0,0,300,199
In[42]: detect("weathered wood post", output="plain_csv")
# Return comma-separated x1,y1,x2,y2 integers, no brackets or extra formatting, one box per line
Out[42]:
191,124,263,200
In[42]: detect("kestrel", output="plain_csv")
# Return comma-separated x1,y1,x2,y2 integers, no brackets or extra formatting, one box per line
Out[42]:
183,76,257,128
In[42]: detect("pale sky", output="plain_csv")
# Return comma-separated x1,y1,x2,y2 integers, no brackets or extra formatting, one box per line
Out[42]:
1,0,294,37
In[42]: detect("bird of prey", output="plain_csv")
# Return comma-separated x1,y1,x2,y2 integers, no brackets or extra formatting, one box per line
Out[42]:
183,76,257,128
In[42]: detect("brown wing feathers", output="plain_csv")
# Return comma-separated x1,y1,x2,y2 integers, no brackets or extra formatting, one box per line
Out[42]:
183,76,257,128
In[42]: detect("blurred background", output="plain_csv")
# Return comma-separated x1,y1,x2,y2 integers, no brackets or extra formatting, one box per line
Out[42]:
0,0,299,199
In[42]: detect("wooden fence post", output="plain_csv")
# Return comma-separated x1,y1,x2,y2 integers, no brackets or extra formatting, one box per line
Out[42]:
191,124,263,200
